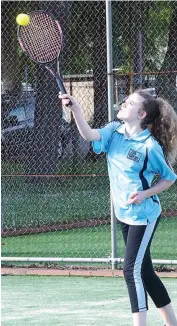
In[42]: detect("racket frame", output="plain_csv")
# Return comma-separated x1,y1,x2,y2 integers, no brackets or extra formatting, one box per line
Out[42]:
17,10,69,95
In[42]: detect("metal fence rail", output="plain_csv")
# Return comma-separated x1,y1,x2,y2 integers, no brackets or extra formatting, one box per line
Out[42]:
1,1,177,267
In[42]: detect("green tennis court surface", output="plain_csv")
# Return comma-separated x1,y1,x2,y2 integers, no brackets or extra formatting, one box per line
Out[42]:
1,276,177,325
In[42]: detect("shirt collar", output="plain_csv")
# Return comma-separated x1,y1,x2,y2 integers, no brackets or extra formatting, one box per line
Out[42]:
116,123,151,141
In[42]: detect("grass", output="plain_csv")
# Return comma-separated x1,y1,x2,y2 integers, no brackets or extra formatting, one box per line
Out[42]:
2,175,110,228
1,276,177,326
1,161,177,261
2,218,177,260
2,170,177,229
2,158,110,228
1,158,108,175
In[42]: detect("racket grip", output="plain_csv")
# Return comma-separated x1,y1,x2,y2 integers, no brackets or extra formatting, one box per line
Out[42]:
56,76,72,107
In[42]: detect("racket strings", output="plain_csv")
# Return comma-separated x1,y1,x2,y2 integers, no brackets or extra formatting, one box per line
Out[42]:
19,12,62,63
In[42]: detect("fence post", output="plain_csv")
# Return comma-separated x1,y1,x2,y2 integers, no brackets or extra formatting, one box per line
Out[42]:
106,0,118,270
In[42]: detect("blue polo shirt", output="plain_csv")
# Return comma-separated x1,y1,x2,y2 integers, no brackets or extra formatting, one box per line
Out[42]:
92,121,177,225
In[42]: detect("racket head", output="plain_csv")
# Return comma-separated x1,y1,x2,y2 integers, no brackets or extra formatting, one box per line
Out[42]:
17,10,63,64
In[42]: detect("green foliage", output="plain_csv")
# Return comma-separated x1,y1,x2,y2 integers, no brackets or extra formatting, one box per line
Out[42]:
144,2,173,70
112,2,174,72
2,1,176,85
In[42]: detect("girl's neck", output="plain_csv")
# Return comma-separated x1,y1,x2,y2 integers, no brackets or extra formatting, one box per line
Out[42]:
124,123,144,138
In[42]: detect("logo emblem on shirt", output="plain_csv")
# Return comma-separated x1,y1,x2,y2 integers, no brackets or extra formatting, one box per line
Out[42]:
127,149,142,162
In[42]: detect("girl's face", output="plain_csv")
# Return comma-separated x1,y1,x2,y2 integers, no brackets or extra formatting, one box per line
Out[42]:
117,93,146,123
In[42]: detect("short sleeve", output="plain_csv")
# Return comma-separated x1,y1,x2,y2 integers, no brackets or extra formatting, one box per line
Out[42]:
148,143,177,181
92,121,120,154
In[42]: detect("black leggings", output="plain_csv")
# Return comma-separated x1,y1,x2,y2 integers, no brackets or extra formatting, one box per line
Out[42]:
120,216,171,313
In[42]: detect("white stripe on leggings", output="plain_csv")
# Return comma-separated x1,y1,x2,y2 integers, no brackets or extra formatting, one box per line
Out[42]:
133,220,157,311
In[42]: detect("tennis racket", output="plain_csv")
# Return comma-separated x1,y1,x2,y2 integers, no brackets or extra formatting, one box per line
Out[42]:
17,10,72,105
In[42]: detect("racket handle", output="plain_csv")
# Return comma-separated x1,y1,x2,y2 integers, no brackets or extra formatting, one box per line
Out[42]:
55,76,72,107
45,66,72,107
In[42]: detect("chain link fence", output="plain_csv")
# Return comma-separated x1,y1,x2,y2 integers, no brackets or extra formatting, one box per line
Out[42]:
1,1,177,267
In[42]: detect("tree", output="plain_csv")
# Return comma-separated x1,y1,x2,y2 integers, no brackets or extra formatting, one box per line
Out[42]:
112,1,175,98
129,2,145,91
92,1,108,127
26,1,72,175
1,1,38,96
1,0,39,127
156,4,177,110
59,1,109,162
1,1,72,174
1,1,21,95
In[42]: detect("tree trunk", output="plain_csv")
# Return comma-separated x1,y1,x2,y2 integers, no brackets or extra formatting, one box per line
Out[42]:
25,66,62,175
92,1,108,127
129,2,145,92
26,1,72,176
1,2,22,95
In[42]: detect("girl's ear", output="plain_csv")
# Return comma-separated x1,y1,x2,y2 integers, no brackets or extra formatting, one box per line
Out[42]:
138,110,146,120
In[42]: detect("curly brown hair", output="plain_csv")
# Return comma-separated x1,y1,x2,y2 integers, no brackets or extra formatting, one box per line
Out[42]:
136,90,177,165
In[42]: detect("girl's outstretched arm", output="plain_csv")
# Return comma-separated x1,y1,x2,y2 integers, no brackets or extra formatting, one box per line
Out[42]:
59,93,100,141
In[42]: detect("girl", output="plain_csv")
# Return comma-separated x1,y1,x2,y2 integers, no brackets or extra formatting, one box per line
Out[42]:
59,90,177,326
